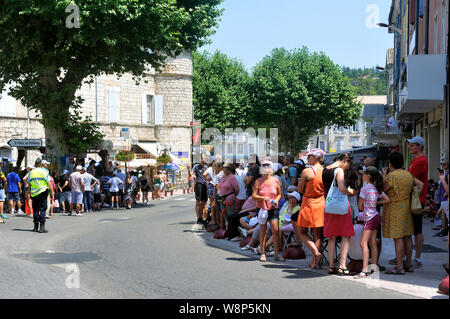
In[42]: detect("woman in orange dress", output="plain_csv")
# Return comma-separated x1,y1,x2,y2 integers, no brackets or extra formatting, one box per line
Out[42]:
297,148,326,268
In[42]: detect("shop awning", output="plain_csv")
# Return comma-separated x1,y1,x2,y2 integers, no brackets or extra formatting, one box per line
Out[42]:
118,159,157,168
135,142,158,158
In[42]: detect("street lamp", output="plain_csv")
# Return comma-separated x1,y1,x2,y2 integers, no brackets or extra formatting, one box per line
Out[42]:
377,23,401,34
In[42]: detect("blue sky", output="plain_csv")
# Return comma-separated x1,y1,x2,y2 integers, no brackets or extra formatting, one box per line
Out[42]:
200,0,394,71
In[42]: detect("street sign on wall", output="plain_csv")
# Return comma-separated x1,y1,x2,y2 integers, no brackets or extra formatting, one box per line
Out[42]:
7,139,42,148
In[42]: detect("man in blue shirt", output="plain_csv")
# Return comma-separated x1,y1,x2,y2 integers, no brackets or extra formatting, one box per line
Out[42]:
7,167,23,215
283,154,298,186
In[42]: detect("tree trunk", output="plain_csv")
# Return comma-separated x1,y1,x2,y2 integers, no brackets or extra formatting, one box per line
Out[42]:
45,126,71,174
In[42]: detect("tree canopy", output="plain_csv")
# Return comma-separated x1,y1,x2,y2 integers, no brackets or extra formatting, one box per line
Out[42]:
0,0,223,158
193,50,253,132
250,47,362,152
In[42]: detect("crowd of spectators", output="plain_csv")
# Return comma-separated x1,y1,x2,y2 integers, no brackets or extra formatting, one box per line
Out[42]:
191,136,449,279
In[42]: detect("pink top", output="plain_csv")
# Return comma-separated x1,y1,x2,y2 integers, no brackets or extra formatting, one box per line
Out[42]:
255,177,279,210
218,174,239,205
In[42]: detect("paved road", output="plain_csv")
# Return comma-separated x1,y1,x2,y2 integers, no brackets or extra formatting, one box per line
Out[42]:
0,195,424,299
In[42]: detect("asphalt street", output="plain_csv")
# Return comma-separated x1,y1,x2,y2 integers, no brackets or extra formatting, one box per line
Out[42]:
0,195,427,299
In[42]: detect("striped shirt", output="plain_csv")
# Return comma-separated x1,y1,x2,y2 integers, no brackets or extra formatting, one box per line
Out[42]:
359,184,384,221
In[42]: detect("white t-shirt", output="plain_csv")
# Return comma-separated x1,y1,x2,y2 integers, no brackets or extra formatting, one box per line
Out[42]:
108,177,123,192
205,167,217,185
348,224,364,260
234,174,247,200
117,172,126,190
82,173,97,192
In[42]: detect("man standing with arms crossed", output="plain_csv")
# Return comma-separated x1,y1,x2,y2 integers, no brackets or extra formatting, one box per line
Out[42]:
407,136,428,268
28,158,54,233
69,166,85,216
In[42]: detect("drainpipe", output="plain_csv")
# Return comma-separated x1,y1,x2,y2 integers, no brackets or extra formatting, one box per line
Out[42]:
415,0,420,55
95,76,98,122
425,0,429,54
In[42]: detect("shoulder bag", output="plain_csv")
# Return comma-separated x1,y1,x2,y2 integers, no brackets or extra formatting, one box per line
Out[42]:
325,168,349,215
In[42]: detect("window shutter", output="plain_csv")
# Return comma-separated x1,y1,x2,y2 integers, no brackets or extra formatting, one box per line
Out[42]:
0,84,16,116
141,94,147,124
108,89,119,123
154,95,163,125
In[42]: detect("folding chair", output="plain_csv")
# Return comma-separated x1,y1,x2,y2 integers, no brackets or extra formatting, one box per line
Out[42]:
319,234,341,267
282,231,297,251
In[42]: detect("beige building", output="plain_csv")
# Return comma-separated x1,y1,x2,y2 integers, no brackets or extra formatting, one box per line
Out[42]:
0,51,193,187
308,96,387,153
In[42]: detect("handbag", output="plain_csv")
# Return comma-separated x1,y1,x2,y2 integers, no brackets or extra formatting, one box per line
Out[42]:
325,168,349,215
410,186,423,215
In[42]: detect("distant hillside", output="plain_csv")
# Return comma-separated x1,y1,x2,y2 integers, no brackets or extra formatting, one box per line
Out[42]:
342,66,386,96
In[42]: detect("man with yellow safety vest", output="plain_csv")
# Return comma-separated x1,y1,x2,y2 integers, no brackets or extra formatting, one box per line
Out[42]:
28,158,54,233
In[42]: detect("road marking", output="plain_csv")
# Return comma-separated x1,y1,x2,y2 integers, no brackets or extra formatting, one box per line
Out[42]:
174,198,186,201
46,250,55,253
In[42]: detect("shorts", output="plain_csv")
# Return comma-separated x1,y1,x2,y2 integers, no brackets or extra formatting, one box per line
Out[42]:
60,191,72,204
363,214,381,231
71,191,83,205
94,193,102,202
207,183,215,198
412,213,423,235
110,191,118,197
0,189,5,202
291,211,299,222
194,183,208,202
7,192,21,202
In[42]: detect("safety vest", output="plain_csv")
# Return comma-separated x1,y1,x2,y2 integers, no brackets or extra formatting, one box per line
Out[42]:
28,168,50,197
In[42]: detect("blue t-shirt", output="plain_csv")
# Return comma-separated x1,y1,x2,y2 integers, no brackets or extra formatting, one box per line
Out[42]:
7,172,21,193
288,166,297,185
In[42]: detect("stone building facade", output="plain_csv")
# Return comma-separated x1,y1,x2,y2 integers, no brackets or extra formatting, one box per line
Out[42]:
0,51,193,188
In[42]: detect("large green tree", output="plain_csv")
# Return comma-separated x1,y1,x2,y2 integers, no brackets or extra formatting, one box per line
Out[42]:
193,50,253,132
0,0,222,169
251,47,362,153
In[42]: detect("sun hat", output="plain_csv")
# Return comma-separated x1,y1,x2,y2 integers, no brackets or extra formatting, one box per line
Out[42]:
287,185,297,192
287,191,301,202
63,169,69,174
407,136,425,147
307,148,325,158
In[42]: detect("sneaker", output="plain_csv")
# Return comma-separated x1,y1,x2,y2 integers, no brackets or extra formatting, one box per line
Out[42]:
76,213,83,216
1,214,9,219
238,226,247,238
17,210,25,215
68,212,72,216
241,245,252,251
412,259,423,269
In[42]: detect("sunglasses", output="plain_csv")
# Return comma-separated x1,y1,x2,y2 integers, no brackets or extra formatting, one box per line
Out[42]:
262,163,272,167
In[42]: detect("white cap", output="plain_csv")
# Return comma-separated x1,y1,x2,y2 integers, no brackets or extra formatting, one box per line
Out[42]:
407,136,425,147
76,165,82,171
42,160,50,165
287,191,301,202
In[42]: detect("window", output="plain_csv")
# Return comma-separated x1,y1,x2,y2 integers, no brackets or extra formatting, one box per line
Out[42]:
319,141,326,151
146,95,154,124
352,138,360,147
0,148,12,159
338,126,346,133
108,88,120,123
227,143,233,154
319,128,325,135
238,144,244,154
0,84,16,117
336,139,344,152
249,144,255,154
352,122,360,132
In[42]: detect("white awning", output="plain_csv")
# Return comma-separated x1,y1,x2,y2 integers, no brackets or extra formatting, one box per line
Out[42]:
137,142,158,158
118,159,157,168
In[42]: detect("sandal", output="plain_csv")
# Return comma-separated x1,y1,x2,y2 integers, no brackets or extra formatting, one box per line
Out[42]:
0,220,4,224
260,254,266,262
354,271,371,279
328,267,338,274
404,265,414,273
385,267,405,275
338,267,351,275
274,254,285,262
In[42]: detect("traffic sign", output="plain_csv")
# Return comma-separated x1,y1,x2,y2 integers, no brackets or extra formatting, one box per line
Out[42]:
7,139,42,148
